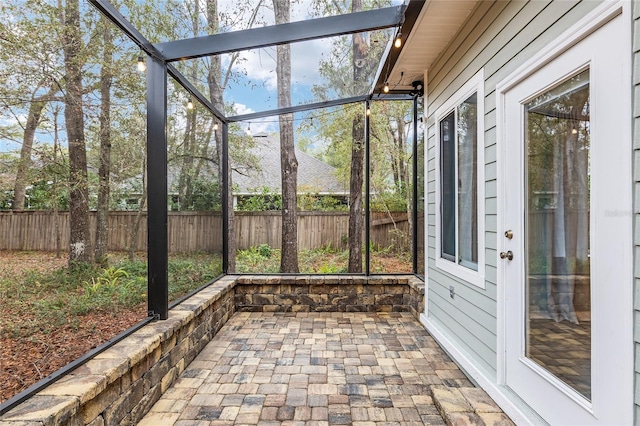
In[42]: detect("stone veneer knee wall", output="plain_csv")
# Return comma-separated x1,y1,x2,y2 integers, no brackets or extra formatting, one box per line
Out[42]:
0,276,238,426
0,275,423,426
234,275,424,318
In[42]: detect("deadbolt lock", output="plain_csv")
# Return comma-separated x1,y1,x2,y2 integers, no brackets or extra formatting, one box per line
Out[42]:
504,230,513,239
500,251,514,261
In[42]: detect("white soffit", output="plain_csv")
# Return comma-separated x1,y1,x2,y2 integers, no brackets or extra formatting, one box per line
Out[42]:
390,0,479,89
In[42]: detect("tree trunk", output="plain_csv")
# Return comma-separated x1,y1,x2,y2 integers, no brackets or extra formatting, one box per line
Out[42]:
178,107,196,209
53,107,62,258
279,109,298,273
63,0,92,264
348,114,365,272
177,4,202,211
13,87,55,210
273,0,298,273
95,18,113,266
207,0,237,271
129,157,147,261
348,0,365,272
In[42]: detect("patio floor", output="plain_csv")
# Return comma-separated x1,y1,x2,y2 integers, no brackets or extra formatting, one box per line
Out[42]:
139,312,514,425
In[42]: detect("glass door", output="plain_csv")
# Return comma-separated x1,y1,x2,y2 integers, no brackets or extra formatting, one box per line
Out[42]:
500,9,631,424
525,69,591,400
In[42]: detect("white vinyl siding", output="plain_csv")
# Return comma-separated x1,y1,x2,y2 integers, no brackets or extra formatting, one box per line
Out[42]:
425,0,603,378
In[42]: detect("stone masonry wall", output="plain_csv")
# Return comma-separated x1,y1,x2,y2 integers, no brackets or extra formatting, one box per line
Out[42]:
0,275,423,425
234,275,424,319
0,276,237,426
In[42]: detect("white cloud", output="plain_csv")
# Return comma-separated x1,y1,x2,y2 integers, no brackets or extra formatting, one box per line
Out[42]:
231,103,275,134
0,113,26,128
231,103,255,116
217,0,334,96
213,1,391,114
224,35,332,98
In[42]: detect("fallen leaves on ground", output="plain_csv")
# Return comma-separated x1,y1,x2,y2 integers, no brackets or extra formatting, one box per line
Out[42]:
0,251,144,404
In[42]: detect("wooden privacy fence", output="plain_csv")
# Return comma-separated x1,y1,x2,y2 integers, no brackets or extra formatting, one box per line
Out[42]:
0,211,416,254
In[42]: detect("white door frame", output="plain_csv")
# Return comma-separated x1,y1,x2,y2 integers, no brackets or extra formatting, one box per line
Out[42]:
496,1,632,424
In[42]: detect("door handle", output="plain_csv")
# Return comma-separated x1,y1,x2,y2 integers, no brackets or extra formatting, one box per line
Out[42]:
500,250,514,261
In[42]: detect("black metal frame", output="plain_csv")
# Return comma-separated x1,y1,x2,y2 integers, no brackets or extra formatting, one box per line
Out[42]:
412,95,419,273
0,2,427,416
156,7,404,61
146,56,169,320
365,100,371,275
87,0,425,320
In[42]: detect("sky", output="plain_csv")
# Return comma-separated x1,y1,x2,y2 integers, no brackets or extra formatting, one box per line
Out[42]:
0,0,401,151
211,0,401,134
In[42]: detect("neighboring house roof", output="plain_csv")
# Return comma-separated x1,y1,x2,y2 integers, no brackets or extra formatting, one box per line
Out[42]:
233,132,346,196
116,133,345,198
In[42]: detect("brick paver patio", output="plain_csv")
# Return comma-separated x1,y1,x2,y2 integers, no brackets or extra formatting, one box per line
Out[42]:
139,312,513,425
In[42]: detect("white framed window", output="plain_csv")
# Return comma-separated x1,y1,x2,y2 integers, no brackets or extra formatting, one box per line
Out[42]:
435,69,485,288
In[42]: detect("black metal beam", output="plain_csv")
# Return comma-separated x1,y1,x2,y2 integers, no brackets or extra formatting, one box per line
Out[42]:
89,0,163,59
147,57,169,320
167,64,226,122
365,100,371,276
227,95,369,123
372,0,425,94
412,96,419,274
369,93,415,101
222,123,229,273
156,6,404,62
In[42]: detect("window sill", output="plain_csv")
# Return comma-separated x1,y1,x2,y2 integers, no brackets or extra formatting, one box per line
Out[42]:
435,257,485,289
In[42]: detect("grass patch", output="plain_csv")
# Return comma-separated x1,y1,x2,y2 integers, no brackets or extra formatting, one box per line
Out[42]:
236,245,350,273
0,247,411,338
236,244,409,274
0,253,223,338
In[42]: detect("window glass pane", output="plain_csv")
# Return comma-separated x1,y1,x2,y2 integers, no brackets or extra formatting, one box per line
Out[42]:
234,107,352,274
457,93,478,269
369,100,413,274
440,112,455,259
525,69,591,399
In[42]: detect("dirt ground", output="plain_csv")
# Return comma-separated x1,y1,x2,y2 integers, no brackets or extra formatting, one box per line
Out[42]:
0,252,143,404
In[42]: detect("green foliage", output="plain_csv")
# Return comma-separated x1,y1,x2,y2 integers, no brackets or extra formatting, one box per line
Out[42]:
24,179,70,210
370,192,407,213
85,266,129,293
0,253,223,337
76,266,145,315
298,192,347,211
257,244,272,258
190,180,221,211
236,186,347,212
236,187,282,211
236,246,280,272
167,255,224,298
170,178,222,212
316,263,345,274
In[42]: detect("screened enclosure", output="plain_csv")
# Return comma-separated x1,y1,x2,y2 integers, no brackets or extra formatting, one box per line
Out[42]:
0,0,425,413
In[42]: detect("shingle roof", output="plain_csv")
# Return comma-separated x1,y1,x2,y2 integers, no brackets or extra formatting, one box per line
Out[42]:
233,133,346,195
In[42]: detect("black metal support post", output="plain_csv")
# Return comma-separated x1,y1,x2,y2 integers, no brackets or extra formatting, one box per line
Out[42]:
365,100,371,276
222,122,229,273
147,56,169,320
412,96,419,274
